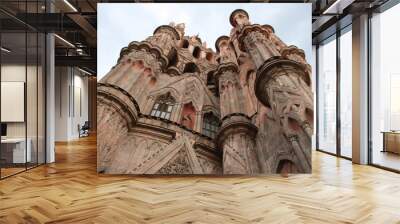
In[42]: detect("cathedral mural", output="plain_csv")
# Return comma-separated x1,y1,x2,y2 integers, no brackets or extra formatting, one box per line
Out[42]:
97,9,313,175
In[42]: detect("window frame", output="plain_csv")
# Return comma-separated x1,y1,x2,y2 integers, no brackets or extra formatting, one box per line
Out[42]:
150,93,175,120
202,112,219,139
315,24,353,161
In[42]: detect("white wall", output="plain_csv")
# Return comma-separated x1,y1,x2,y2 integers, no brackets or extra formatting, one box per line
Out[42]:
55,67,89,141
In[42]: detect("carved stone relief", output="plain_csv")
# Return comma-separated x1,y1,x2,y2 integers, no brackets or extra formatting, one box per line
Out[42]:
157,148,193,174
98,9,312,175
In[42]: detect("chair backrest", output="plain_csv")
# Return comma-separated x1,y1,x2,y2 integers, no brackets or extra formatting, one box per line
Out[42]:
82,121,90,129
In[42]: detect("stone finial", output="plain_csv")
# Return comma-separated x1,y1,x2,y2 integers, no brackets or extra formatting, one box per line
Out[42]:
215,35,238,65
229,9,250,28
153,25,180,40
174,23,185,37
262,24,275,33
190,35,202,44
215,35,230,53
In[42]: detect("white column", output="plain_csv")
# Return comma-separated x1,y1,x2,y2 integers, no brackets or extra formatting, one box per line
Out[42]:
46,32,55,163
352,14,369,164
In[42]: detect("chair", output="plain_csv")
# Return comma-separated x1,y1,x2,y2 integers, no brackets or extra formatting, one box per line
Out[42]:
79,121,90,138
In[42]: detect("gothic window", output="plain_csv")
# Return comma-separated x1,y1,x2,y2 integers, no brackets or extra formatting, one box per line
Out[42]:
193,46,201,58
202,112,219,138
183,62,200,74
150,93,175,120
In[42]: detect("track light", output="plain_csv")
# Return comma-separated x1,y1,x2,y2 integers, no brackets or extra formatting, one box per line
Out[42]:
78,67,92,76
1,47,11,53
63,0,78,12
54,34,75,48
322,0,355,15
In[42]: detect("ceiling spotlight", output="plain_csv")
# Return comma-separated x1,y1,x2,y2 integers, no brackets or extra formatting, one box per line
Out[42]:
1,47,11,53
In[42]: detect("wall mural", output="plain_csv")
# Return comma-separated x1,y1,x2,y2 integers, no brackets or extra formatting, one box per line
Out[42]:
97,8,313,175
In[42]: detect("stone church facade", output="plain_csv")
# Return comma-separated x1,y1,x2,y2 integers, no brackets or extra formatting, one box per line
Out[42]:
97,9,313,175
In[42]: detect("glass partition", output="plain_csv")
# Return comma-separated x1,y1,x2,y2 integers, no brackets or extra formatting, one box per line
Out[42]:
38,32,45,165
1,31,28,177
317,35,337,154
0,1,46,179
27,31,38,169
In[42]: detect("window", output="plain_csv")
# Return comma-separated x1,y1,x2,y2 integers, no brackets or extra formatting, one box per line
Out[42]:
150,93,175,120
339,27,352,158
167,48,178,67
206,71,214,86
193,46,201,58
181,39,189,48
183,62,200,74
206,71,217,96
370,3,400,171
317,35,337,154
202,112,219,138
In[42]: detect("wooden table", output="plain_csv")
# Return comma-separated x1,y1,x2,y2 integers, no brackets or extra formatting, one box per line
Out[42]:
381,131,400,154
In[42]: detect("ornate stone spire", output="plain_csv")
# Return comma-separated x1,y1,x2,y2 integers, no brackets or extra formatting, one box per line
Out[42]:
230,9,312,172
146,24,180,58
230,12,279,74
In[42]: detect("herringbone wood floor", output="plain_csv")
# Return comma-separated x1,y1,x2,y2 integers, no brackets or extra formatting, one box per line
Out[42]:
1,135,400,224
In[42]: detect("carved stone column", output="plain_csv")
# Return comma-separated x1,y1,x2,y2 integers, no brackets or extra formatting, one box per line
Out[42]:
254,59,313,172
217,115,260,174
215,36,238,65
215,36,243,117
215,35,260,174
97,83,141,172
